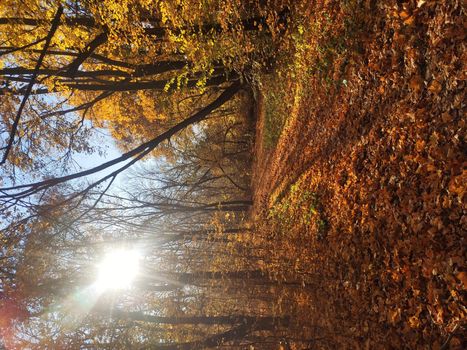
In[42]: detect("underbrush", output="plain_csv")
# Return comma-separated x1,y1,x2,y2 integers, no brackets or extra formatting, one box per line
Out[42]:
267,180,328,241
256,0,366,150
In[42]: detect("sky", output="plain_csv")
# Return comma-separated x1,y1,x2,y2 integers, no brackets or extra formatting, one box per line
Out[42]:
71,126,125,186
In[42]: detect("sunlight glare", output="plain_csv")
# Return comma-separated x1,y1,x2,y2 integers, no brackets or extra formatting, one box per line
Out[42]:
96,249,140,291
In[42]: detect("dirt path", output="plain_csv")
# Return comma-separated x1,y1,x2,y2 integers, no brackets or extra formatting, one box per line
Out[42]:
252,1,465,348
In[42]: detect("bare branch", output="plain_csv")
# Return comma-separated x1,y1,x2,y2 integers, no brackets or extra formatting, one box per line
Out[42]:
0,81,242,203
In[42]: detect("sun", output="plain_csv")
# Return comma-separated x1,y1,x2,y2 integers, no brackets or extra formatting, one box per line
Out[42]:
95,249,140,291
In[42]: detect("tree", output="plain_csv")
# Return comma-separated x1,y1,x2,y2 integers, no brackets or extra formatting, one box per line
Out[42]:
0,1,295,348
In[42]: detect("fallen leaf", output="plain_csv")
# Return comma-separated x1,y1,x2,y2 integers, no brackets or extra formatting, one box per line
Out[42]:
456,271,467,288
404,16,415,26
428,80,442,94
409,75,424,92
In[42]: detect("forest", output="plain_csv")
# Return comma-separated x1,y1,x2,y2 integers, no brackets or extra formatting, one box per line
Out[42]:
0,0,465,349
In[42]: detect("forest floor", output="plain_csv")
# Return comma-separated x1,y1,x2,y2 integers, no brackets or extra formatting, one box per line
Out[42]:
250,0,465,348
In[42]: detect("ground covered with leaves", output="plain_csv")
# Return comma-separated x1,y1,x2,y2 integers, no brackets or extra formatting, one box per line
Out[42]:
250,0,465,348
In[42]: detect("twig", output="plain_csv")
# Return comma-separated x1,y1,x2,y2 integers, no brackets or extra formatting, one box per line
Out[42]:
0,37,46,57
0,80,241,204
0,5,64,165
440,324,460,350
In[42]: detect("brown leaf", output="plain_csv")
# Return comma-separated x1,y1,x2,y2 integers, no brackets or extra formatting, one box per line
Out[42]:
456,271,467,288
441,112,453,123
409,75,423,92
428,80,442,94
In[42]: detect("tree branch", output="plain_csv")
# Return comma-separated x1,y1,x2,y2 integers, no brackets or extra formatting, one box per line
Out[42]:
0,80,242,202
0,5,63,165
66,32,108,77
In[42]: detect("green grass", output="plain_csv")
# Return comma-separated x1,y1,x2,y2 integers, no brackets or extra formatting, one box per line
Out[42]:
263,81,288,149
259,0,366,150
267,179,328,240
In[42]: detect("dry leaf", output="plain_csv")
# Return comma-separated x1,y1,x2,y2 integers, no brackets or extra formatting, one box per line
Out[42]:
428,80,442,94
409,75,424,92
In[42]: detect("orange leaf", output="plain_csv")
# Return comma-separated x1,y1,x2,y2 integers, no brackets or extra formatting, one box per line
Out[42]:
456,271,467,288
409,75,423,92
404,16,415,26
428,80,442,94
